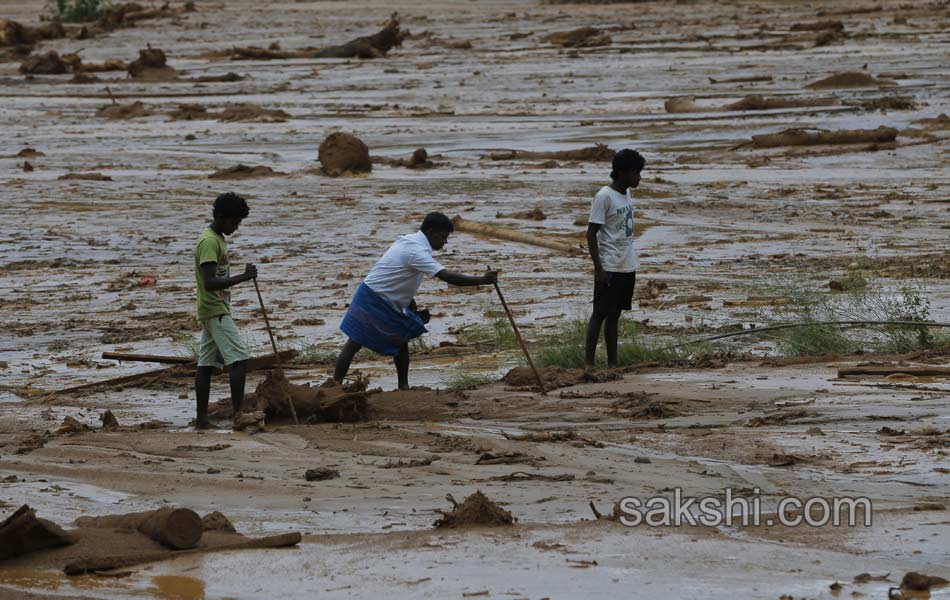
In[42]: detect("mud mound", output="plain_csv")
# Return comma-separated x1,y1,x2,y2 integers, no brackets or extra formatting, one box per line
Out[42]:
127,46,176,80
503,366,623,390
76,58,127,73
365,387,457,421
749,126,897,148
19,51,69,75
901,572,948,591
0,505,74,560
168,103,209,120
806,72,895,89
319,132,372,176
201,511,235,533
230,14,404,60
375,148,433,169
434,491,514,528
546,27,611,48
254,370,368,422
96,101,153,119
208,164,285,179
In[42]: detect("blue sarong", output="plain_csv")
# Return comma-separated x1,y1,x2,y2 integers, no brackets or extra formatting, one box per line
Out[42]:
340,283,427,356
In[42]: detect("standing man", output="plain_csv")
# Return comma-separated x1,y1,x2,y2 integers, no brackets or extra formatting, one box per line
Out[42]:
193,192,258,429
334,212,497,390
585,149,646,367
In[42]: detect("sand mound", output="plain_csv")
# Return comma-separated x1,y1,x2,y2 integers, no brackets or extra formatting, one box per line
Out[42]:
806,72,895,89
434,491,515,528
365,387,457,421
503,366,623,390
127,46,177,80
319,132,372,176
546,27,611,48
96,101,153,119
208,164,285,179
19,51,69,75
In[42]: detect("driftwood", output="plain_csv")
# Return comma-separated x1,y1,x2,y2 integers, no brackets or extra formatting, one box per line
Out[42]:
837,366,950,378
452,215,583,255
74,507,203,550
484,143,614,162
101,352,194,364
749,126,897,148
231,14,403,60
0,505,75,561
64,532,302,575
664,94,837,113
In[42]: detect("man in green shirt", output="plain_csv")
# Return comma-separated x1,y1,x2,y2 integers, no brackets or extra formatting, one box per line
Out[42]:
194,192,257,429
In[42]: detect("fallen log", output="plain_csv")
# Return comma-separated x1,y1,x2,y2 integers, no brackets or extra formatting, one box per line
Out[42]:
451,215,583,255
665,94,837,113
748,126,897,148
54,350,298,396
64,532,302,575
837,366,950,379
0,505,75,561
484,143,614,162
101,352,194,364
74,507,203,550
231,14,404,60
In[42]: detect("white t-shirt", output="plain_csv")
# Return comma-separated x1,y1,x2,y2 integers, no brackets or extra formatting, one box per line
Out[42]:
588,185,638,272
363,231,445,310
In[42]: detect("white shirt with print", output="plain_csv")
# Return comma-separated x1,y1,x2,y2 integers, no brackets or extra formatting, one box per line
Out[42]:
363,231,445,311
588,185,638,273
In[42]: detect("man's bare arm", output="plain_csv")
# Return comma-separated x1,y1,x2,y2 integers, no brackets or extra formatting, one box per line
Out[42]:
586,223,609,286
435,269,498,287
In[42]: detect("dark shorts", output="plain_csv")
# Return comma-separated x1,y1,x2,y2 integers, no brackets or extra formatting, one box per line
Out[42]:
593,271,636,315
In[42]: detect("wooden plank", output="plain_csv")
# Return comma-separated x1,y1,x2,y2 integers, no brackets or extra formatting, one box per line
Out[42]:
837,365,950,378
452,215,583,255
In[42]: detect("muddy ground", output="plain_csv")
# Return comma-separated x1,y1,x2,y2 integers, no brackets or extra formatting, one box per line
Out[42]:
1,0,949,598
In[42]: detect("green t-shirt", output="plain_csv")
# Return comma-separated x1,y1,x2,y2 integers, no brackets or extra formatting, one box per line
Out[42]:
194,227,231,321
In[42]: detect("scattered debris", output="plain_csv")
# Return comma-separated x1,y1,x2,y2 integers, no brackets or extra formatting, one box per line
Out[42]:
378,457,437,468
503,366,621,390
19,51,70,75
434,491,514,528
96,101,154,119
318,132,372,177
488,471,574,482
665,94,837,113
230,14,405,60
253,370,368,422
476,451,542,466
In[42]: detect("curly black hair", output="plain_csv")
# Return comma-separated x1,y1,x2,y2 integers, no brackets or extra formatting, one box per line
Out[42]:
420,211,454,233
610,149,646,180
213,192,250,219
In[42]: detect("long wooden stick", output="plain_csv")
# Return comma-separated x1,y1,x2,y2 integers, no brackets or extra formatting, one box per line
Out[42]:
490,269,545,394
253,278,299,425
101,352,194,364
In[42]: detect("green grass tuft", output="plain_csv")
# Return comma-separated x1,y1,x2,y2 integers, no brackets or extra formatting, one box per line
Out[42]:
55,0,108,22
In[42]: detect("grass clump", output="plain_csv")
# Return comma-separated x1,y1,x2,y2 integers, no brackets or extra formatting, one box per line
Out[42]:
55,0,109,22
454,311,519,350
756,272,936,356
441,371,497,392
297,344,337,365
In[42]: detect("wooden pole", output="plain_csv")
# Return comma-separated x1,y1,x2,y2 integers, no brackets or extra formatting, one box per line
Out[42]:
101,352,194,364
253,278,299,425
489,268,545,395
